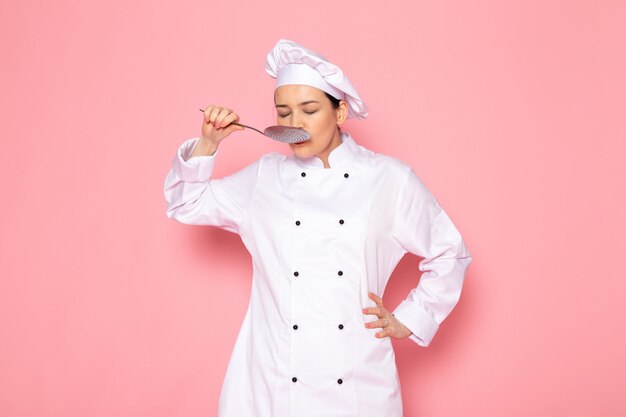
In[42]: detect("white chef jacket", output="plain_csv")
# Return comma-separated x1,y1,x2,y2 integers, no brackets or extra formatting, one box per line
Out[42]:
163,131,472,417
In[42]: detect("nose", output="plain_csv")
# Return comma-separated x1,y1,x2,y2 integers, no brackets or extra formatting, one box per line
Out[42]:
288,113,305,130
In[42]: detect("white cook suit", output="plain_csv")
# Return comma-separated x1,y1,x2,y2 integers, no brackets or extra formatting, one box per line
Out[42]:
163,131,472,417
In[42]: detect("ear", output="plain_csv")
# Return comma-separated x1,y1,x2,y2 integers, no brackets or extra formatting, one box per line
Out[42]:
336,100,349,125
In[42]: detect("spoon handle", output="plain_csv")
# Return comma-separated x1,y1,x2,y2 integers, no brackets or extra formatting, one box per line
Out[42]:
198,108,264,136
231,122,265,136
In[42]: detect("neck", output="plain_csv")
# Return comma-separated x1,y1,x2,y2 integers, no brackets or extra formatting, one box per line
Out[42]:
317,128,342,169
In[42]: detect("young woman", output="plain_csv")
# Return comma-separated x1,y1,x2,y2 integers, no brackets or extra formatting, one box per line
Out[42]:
164,39,472,417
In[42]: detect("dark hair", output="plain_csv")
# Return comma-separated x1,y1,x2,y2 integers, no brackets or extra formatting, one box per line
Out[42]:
324,92,341,109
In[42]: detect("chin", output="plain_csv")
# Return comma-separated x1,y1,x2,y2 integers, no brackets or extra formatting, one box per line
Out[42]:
289,142,314,155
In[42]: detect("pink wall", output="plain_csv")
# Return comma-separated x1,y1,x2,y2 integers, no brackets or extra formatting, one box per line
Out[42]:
1,0,625,416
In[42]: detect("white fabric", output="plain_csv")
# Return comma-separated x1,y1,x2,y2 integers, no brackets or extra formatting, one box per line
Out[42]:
265,38,369,119
276,63,345,100
163,132,472,417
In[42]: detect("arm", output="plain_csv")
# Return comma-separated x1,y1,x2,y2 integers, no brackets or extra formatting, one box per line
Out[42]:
163,137,260,234
390,167,472,347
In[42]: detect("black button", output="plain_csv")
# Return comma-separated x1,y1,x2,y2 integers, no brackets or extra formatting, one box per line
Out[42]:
292,377,297,383
295,220,301,226
301,172,306,177
293,271,299,277
339,219,344,225
337,378,343,384
337,270,343,276
293,324,298,330
338,324,344,329
344,173,349,178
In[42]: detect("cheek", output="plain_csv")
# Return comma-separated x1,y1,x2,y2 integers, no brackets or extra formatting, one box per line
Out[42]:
308,112,335,132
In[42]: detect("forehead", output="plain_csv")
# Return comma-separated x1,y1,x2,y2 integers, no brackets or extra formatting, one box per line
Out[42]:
274,84,326,103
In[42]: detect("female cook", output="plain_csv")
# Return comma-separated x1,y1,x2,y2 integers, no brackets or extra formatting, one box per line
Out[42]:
163,39,472,417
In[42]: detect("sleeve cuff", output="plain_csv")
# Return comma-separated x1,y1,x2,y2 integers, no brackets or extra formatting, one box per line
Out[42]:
171,137,219,182
392,299,439,347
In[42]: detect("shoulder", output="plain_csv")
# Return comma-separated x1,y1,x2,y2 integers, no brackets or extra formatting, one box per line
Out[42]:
354,141,412,179
226,151,283,177
258,151,288,166
251,151,289,175
239,151,287,167
262,150,287,161
352,139,434,200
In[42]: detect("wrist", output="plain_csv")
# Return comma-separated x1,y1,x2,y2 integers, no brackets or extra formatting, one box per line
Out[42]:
191,138,218,157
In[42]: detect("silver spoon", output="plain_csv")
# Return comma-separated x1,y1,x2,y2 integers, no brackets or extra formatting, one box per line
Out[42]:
198,108,311,143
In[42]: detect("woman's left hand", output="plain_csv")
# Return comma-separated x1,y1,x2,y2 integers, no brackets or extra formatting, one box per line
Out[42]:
362,292,413,340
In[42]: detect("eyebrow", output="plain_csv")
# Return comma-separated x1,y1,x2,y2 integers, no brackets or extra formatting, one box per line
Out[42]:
275,100,320,108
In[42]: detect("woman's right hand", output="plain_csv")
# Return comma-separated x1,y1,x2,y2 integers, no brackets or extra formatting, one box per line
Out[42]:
200,105,245,145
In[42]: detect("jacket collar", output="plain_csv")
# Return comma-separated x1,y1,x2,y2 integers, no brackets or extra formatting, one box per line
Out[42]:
292,131,357,169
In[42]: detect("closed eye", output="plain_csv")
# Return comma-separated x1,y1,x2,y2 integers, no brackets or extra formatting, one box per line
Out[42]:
278,110,317,117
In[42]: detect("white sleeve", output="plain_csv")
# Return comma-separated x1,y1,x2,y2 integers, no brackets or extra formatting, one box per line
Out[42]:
390,167,472,347
163,137,260,234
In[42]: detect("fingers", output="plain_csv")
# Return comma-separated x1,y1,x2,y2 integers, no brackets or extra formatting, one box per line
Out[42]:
363,291,391,338
214,107,232,128
201,105,215,131
362,306,381,316
202,105,239,128
363,293,410,340
200,105,243,143
208,106,222,125
362,292,385,316
368,291,384,306
220,112,242,130
364,317,388,329
201,105,214,122
364,316,393,339
375,328,390,338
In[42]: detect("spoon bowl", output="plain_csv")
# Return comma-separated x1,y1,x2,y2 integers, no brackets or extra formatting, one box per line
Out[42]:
198,108,311,143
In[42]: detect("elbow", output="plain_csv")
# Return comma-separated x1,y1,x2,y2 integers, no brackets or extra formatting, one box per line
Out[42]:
448,235,472,266
165,203,191,224
165,207,194,224
165,207,180,222
165,208,176,221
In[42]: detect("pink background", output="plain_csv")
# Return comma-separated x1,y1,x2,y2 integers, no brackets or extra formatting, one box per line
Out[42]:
1,0,625,416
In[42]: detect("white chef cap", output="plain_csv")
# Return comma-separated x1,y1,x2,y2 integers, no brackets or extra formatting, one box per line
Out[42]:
265,38,368,119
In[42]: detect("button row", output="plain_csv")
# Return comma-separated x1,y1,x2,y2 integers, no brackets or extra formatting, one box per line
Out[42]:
293,270,343,277
291,323,346,330
300,171,349,178
294,219,345,226
291,170,350,389
291,377,344,384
